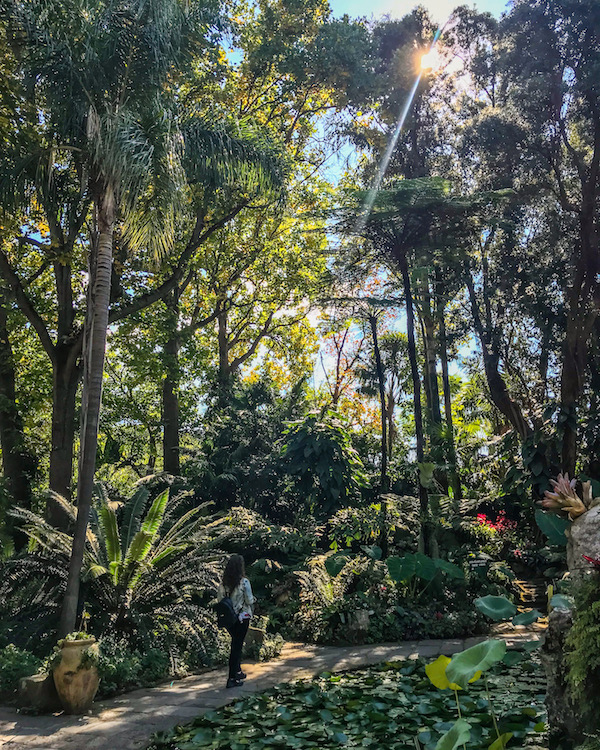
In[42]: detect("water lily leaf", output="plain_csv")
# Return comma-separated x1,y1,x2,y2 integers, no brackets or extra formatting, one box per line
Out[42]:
535,509,568,546
512,609,541,626
434,719,471,750
446,640,507,689
488,732,513,749
425,656,464,691
475,595,517,621
550,594,573,611
502,650,525,667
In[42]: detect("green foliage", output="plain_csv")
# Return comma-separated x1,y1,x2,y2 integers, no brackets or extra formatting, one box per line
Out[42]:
1,481,223,664
281,411,368,516
97,637,171,698
147,659,546,749
386,553,464,598
474,596,517,622
244,633,285,663
0,644,42,695
566,575,600,731
445,639,506,689
327,496,419,552
535,510,569,547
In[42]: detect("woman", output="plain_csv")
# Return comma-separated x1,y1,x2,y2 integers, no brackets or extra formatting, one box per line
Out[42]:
218,554,255,688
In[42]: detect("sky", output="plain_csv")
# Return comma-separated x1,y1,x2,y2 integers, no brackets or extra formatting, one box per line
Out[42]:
328,0,509,23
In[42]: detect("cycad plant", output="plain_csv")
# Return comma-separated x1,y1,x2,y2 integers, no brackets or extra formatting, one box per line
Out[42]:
2,481,222,659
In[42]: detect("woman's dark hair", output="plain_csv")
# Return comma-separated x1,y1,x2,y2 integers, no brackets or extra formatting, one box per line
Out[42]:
223,554,245,593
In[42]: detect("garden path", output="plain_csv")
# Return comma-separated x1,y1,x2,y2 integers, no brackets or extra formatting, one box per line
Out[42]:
0,632,543,750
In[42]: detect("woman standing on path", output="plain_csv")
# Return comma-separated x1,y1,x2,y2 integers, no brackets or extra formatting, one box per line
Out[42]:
218,554,255,688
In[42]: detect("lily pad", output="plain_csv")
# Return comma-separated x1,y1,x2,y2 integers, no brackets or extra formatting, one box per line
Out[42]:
512,609,541,626
446,639,507,689
435,719,471,750
475,595,517,621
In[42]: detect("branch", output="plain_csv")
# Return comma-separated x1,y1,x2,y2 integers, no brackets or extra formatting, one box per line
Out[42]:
0,249,55,360
229,310,275,371
108,202,249,324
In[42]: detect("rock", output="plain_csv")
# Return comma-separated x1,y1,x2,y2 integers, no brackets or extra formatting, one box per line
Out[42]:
567,505,600,578
541,608,582,748
245,627,266,648
18,672,62,713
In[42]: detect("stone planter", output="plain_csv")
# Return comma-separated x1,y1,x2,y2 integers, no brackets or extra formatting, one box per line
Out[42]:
52,638,100,714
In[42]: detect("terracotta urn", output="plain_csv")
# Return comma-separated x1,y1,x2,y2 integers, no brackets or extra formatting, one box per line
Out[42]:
52,638,100,714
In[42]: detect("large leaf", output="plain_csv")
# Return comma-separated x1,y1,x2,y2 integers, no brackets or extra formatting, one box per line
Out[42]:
97,504,121,584
435,719,471,750
120,485,150,554
425,655,462,691
124,489,170,573
325,553,351,577
535,509,569,546
512,609,541,626
488,732,513,749
475,595,517,621
446,639,507,689
434,559,465,580
387,555,416,582
550,594,573,611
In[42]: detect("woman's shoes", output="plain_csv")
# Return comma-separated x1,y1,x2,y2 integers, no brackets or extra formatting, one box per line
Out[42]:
226,677,243,689
236,671,247,680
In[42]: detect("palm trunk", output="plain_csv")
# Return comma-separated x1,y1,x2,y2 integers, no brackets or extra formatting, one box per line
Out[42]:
398,253,430,552
59,187,115,637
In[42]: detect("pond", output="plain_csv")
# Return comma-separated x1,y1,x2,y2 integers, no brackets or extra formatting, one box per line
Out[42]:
147,657,547,750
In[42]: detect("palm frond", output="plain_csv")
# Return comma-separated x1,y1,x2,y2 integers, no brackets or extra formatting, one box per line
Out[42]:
120,483,151,555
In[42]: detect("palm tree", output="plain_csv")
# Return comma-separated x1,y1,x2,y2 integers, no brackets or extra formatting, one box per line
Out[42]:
6,0,253,635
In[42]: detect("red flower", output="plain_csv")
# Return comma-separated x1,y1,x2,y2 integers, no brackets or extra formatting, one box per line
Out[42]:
582,554,600,569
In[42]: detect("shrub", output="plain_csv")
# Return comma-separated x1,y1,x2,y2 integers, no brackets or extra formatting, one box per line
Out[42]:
97,637,171,698
0,644,42,695
244,633,285,662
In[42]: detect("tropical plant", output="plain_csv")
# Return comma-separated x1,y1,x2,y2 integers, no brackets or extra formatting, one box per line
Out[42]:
281,410,368,516
1,481,223,661
541,473,591,520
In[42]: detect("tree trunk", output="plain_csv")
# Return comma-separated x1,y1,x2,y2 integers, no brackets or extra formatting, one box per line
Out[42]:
398,253,430,551
0,289,35,525
436,271,461,504
162,323,181,475
368,313,389,493
48,347,81,503
59,187,115,637
421,280,443,431
464,265,532,441
217,304,231,401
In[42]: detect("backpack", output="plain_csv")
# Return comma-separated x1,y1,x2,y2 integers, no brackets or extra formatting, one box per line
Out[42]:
215,595,237,629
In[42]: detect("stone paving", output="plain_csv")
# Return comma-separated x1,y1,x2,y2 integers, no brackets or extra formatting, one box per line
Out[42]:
0,633,543,750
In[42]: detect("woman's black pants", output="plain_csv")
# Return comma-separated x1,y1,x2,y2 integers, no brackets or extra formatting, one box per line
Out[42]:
227,618,250,678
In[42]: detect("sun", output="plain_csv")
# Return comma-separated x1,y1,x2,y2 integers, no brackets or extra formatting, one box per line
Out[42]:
420,48,442,72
